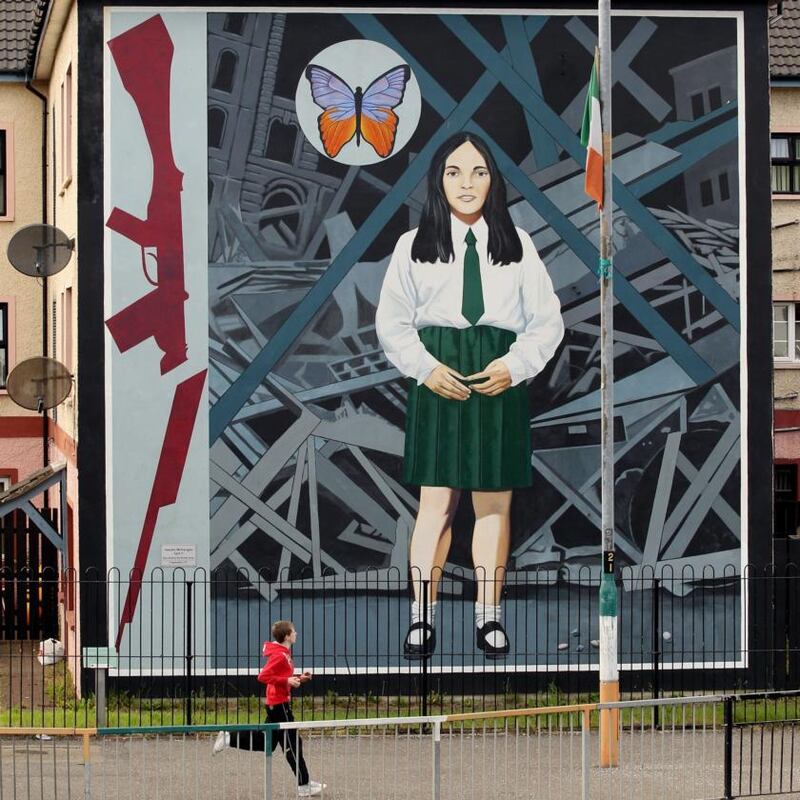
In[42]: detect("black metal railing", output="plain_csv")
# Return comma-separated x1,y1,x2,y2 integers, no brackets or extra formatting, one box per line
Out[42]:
2,562,799,728
727,690,800,798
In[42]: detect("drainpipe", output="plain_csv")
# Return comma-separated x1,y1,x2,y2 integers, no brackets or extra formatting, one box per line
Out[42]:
24,79,49,498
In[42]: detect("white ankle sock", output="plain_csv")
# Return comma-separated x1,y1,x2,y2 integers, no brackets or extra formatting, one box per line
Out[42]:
475,602,507,649
408,601,436,646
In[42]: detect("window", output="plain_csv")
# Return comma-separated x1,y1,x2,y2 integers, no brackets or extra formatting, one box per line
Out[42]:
51,103,56,212
771,134,800,193
259,185,303,247
777,466,796,494
708,86,722,111
265,120,297,163
0,125,14,219
690,92,705,120
718,172,730,202
700,178,714,207
0,130,6,217
0,470,17,492
212,50,238,93
0,302,7,388
62,287,72,372
775,464,799,538
208,107,226,149
223,14,247,35
60,65,72,187
773,302,800,360
51,299,57,423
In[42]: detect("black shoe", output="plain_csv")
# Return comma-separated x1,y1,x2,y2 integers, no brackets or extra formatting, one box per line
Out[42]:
403,621,436,660
476,621,510,659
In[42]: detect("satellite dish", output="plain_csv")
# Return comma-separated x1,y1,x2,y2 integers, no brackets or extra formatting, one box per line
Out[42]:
6,358,72,413
7,224,74,277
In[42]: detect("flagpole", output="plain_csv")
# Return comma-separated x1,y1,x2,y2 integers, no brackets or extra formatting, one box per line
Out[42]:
597,0,619,769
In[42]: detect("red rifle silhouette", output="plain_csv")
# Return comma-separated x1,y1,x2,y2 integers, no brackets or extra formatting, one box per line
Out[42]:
105,15,188,375
115,369,207,651
106,15,206,649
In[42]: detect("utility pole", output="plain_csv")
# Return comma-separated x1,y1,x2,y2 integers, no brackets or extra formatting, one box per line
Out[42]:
597,0,619,769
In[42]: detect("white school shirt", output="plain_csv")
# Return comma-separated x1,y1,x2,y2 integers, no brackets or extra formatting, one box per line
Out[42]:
375,214,564,387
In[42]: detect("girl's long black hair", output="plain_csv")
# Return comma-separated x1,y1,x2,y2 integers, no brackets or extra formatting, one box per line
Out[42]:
411,132,522,266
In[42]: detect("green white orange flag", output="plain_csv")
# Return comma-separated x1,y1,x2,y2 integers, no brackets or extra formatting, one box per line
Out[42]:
580,53,603,209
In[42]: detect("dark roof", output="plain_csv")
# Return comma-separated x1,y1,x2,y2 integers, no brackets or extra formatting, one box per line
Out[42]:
0,0,49,77
772,0,800,78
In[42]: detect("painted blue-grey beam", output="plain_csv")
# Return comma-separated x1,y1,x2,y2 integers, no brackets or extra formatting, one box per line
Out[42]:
565,16,672,123
209,17,544,443
502,16,559,169
440,15,741,332
648,103,733,145
22,503,65,559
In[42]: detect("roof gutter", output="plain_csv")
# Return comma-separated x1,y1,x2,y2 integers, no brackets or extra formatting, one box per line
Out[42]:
27,0,52,80
24,43,50,497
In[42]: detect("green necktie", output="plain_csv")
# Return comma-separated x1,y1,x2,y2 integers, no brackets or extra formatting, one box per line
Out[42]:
461,228,484,325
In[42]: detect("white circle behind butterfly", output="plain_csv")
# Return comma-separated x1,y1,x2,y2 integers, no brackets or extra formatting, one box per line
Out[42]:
295,39,421,166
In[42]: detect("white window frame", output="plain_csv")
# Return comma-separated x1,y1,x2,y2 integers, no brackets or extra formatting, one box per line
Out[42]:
60,64,72,192
774,301,800,362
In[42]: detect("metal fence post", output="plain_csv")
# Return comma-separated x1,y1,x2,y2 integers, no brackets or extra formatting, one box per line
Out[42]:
432,719,441,800
582,709,590,800
421,579,429,718
96,668,107,728
652,576,660,728
264,727,273,800
83,732,92,800
185,580,193,726
724,695,733,800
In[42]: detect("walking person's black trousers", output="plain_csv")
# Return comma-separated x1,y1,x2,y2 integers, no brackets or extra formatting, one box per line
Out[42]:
229,702,310,785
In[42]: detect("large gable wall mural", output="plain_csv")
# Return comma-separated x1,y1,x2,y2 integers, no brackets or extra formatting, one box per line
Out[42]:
105,8,749,671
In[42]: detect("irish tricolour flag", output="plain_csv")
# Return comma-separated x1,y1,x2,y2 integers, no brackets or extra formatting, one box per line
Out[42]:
580,53,603,208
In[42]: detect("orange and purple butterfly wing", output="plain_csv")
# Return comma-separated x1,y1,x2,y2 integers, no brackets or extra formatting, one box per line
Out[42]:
305,64,357,158
317,109,357,159
360,65,411,158
305,63,411,159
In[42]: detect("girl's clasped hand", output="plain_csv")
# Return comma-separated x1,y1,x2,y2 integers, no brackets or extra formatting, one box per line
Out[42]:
423,359,512,399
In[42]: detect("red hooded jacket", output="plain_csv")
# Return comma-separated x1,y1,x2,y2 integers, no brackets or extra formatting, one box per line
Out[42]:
257,640,294,705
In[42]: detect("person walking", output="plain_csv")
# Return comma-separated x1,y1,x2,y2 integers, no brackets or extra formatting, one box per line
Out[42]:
213,620,325,797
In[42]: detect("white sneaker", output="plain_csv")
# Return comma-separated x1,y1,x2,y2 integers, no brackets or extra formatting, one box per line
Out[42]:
297,783,322,797
212,731,230,755
308,781,326,791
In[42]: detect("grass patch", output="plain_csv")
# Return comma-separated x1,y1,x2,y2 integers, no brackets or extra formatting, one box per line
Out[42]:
2,676,798,732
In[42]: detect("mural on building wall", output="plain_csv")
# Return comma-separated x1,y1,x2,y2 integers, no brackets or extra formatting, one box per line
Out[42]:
106,9,745,668
105,16,208,649
105,10,210,662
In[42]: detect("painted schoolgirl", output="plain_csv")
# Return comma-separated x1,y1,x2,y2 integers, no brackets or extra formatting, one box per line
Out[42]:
376,131,564,658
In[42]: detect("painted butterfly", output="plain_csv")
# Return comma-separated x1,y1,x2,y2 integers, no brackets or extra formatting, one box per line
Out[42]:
305,63,412,159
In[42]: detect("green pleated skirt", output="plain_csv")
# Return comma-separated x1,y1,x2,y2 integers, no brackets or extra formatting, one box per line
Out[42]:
403,325,532,490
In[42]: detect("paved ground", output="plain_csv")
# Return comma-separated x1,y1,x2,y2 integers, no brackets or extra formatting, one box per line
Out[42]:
1,727,799,799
